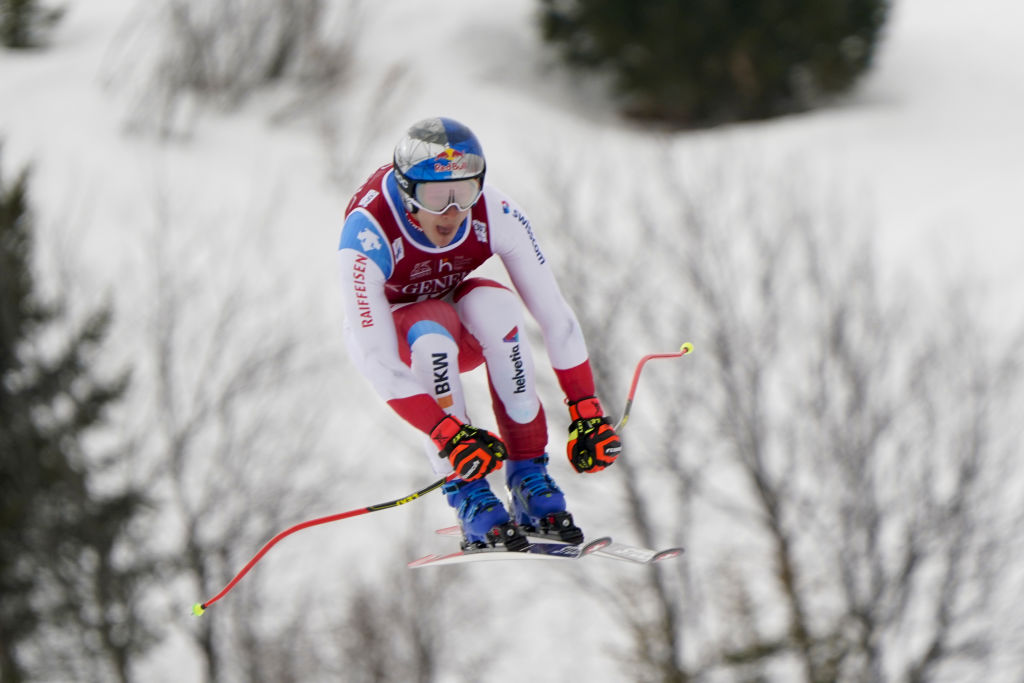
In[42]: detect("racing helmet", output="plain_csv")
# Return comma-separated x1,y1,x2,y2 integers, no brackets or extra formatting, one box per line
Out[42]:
393,117,486,214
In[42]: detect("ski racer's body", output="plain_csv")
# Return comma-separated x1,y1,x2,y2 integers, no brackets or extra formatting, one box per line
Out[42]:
337,117,620,548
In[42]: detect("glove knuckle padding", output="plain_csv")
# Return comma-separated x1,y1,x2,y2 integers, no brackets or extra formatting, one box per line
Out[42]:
431,416,508,481
566,397,621,473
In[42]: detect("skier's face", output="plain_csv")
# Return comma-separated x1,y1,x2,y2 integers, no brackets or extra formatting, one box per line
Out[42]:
415,205,470,247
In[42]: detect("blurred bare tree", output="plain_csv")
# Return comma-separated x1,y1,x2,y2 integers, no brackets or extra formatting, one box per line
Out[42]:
318,61,412,194
101,0,367,138
99,0,411,203
550,150,1024,682
324,543,490,683
128,191,345,682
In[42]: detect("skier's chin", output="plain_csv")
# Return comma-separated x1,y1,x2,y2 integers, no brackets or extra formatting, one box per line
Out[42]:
434,225,458,245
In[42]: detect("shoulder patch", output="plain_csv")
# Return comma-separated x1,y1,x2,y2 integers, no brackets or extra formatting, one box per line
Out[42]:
340,210,393,278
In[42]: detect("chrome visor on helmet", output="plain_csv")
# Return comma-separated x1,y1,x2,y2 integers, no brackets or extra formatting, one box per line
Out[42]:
393,117,486,214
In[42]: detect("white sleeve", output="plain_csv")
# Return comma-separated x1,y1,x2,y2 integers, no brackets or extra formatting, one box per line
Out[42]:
337,215,425,401
484,188,589,370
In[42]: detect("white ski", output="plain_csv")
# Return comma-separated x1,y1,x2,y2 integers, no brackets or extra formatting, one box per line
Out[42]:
430,526,684,565
409,536,612,568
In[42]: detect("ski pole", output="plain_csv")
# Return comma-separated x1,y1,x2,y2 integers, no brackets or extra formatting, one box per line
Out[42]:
192,473,455,616
615,342,694,431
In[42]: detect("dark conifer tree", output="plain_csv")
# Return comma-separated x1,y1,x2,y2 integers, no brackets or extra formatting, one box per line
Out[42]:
0,0,64,48
539,0,889,126
1,151,154,682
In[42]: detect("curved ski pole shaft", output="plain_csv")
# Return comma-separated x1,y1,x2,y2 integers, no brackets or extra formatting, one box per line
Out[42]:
192,473,455,616
615,342,694,431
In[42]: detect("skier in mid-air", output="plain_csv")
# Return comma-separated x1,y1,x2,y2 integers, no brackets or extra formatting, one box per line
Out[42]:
337,117,621,550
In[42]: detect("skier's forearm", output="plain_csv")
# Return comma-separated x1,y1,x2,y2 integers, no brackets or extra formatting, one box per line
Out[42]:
554,359,596,403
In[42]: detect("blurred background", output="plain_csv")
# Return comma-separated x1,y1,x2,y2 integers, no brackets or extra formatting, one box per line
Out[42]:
2,1,1022,681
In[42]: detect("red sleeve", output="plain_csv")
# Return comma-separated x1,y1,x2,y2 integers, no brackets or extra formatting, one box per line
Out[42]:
387,394,448,434
554,359,596,404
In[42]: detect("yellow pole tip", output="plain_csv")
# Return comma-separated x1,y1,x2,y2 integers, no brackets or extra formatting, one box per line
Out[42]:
192,603,206,617
680,342,694,354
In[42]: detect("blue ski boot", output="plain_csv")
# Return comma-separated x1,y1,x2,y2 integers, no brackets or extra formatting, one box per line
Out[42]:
443,477,528,551
506,455,584,545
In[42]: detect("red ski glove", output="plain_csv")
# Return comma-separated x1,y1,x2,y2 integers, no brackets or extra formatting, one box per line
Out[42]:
430,415,508,481
566,396,621,473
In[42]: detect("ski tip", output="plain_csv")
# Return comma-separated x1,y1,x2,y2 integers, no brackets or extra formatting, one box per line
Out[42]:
652,547,685,563
581,537,613,555
680,342,694,354
191,602,206,617
408,555,443,568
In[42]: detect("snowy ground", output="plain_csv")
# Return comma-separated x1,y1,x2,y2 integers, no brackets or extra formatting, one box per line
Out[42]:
2,0,1022,680
3,0,1020,334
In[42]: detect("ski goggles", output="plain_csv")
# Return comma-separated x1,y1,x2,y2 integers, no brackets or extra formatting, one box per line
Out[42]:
408,178,483,214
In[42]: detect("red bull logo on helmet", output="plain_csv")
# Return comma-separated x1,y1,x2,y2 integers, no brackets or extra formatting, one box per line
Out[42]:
433,146,468,174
